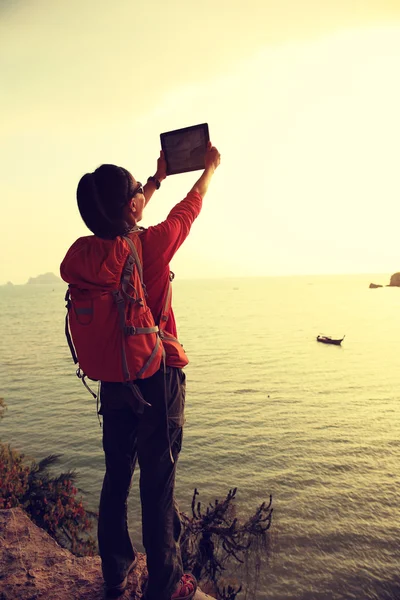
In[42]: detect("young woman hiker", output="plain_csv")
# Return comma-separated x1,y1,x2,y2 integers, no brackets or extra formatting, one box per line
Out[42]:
60,141,220,600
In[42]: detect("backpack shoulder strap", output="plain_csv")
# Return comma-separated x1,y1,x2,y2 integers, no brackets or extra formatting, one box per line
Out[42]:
123,233,144,283
64,288,78,364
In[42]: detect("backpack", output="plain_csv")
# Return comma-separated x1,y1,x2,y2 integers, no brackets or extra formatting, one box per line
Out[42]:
60,231,164,391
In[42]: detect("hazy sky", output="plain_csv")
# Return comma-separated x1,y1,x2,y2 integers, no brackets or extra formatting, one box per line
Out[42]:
1,0,400,283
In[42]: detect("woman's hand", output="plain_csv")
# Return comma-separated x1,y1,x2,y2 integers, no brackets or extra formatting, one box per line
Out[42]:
155,150,167,182
204,141,221,172
190,141,221,198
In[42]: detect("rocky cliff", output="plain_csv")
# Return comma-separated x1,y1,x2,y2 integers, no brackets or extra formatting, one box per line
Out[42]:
0,508,215,600
0,507,147,599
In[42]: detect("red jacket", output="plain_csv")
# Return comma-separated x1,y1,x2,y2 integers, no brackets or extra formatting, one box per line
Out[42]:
141,190,202,339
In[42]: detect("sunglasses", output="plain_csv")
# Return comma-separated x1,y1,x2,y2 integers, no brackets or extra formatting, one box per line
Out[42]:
132,182,144,197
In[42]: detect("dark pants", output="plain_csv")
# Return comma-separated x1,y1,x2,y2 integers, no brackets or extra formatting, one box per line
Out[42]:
98,366,186,600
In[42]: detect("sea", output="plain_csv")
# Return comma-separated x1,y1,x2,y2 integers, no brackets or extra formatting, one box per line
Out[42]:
0,275,399,600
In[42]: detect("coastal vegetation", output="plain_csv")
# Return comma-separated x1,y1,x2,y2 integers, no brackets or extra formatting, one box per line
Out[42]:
181,487,272,599
0,399,272,598
0,398,96,555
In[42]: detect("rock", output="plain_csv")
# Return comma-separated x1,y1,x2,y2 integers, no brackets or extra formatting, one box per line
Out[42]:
389,272,400,287
369,272,400,288
0,508,217,600
0,508,147,599
26,272,61,284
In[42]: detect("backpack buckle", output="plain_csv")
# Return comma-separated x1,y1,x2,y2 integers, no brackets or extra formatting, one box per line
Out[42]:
124,325,137,336
112,290,124,304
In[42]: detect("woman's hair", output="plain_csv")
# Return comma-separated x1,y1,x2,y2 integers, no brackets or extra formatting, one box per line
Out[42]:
76,164,134,238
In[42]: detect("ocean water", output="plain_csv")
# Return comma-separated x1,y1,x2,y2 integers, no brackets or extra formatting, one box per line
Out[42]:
1,275,399,600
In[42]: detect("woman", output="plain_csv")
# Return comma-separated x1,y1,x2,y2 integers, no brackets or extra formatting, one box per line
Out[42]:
61,141,220,599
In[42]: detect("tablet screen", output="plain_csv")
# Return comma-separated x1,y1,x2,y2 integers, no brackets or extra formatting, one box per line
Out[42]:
160,123,210,175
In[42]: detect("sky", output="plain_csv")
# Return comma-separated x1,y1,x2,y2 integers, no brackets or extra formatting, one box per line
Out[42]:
1,0,400,283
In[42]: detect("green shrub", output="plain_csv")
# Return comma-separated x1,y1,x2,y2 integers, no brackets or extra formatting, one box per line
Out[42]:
0,443,97,556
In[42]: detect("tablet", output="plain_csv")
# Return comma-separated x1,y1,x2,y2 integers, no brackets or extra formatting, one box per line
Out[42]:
160,123,210,175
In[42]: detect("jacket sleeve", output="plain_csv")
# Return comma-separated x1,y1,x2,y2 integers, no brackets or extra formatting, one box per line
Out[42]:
144,190,203,265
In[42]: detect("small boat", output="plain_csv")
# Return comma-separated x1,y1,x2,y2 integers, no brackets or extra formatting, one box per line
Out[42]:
316,335,345,346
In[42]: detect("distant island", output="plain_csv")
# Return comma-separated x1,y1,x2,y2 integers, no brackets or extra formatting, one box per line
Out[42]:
26,272,61,285
369,272,400,289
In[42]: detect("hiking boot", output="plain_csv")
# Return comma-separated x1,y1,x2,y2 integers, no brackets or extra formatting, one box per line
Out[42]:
171,573,197,600
104,557,137,598
142,572,197,600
